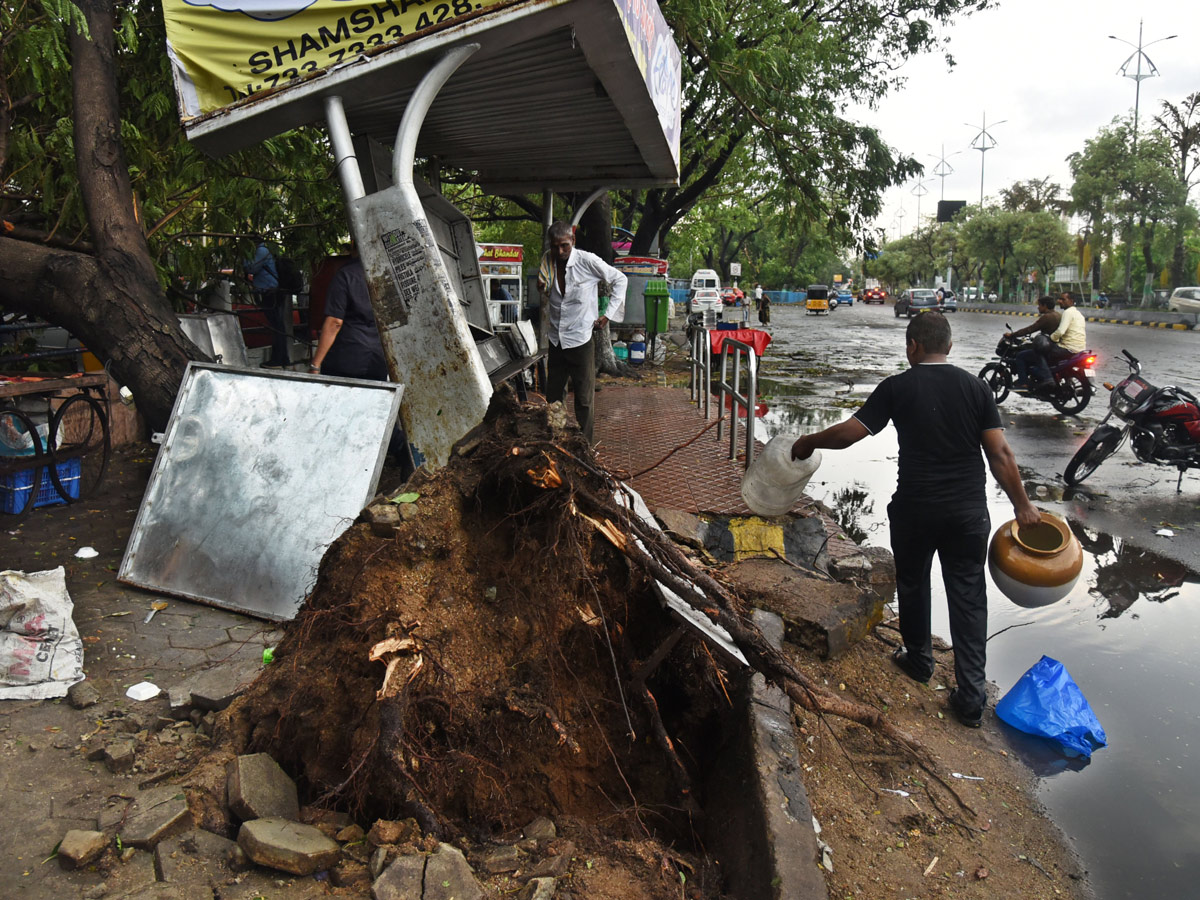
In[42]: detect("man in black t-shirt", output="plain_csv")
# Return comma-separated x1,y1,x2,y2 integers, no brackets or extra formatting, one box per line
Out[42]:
790,313,1039,727
309,257,387,381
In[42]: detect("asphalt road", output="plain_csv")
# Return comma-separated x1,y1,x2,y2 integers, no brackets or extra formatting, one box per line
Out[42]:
755,301,1200,573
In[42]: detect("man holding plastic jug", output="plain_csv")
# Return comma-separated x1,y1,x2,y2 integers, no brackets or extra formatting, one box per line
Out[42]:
789,313,1039,728
539,221,627,443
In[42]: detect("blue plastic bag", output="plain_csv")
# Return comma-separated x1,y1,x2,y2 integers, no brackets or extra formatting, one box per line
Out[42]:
996,656,1107,758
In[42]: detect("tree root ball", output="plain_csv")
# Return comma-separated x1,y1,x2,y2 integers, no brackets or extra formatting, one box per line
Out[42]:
188,389,734,863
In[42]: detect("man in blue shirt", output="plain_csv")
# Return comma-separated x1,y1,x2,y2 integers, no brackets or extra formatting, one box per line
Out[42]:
243,234,290,367
790,313,1039,727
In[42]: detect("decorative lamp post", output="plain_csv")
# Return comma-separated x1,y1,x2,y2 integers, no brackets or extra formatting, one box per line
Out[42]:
1110,21,1176,306
966,113,1006,212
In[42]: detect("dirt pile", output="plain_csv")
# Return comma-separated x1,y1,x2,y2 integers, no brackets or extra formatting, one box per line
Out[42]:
186,389,735,897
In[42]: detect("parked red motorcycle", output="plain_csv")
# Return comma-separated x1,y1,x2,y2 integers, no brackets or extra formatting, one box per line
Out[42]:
1064,349,1200,491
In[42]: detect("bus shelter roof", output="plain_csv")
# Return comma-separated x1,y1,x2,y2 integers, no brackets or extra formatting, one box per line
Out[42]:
177,0,681,193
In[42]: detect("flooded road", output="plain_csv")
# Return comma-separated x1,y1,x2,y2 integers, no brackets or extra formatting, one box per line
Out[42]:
753,302,1200,899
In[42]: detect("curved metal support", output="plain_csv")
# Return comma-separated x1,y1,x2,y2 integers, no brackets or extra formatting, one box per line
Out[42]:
393,44,480,189
570,186,609,227
324,95,365,202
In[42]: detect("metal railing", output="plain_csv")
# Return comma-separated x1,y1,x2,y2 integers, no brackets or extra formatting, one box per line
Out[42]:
689,325,711,419
715,337,758,470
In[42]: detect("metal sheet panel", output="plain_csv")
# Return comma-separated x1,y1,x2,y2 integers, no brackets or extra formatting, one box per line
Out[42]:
178,313,250,367
118,363,402,621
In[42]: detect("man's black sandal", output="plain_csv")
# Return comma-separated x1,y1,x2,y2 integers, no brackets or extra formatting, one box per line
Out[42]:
948,689,983,728
891,647,930,685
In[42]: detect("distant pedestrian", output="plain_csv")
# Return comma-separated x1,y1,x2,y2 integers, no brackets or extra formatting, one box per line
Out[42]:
243,234,290,367
757,290,771,326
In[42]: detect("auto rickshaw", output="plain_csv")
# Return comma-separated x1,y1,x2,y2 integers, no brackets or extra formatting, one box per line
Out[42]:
805,284,830,315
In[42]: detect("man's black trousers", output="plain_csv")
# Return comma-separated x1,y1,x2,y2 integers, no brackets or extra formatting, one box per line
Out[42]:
888,501,991,714
546,337,596,443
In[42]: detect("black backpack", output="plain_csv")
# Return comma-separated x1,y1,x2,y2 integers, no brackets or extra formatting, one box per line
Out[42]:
276,256,305,295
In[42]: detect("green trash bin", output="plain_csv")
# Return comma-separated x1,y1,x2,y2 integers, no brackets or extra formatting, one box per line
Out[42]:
643,279,670,334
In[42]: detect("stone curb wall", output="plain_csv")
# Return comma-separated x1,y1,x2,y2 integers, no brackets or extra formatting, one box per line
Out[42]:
959,303,1197,331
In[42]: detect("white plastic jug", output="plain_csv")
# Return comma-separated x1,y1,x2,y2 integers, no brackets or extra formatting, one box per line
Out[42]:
740,435,822,516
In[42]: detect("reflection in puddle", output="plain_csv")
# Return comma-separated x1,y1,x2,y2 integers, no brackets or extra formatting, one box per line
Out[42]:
829,484,874,545
1070,520,1198,619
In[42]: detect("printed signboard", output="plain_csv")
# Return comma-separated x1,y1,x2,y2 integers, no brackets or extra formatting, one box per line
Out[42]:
163,0,513,118
478,243,524,264
612,0,681,167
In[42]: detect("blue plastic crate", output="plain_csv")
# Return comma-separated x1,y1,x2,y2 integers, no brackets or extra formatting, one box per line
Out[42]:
0,458,81,514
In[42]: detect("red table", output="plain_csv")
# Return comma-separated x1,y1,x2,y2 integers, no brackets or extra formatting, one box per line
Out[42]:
709,328,772,358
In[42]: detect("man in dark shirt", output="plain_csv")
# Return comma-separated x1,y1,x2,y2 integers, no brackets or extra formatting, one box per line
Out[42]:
1009,296,1061,388
308,257,387,381
790,312,1039,727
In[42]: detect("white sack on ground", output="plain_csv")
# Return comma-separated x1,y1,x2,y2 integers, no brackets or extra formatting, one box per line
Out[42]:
0,567,85,700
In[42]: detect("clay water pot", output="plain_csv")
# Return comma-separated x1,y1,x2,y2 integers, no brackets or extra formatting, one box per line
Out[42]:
988,511,1083,608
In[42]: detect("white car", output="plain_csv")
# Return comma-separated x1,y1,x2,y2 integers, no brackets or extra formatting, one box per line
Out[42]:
688,288,723,316
1167,286,1200,314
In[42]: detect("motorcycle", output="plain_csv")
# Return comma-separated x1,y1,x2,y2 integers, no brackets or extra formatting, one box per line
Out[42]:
1064,349,1200,491
978,329,1097,415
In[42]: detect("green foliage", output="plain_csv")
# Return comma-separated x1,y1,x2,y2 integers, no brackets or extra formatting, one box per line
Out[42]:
2,0,345,303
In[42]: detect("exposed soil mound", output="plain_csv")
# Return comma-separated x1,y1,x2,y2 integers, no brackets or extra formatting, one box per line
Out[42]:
188,388,734,894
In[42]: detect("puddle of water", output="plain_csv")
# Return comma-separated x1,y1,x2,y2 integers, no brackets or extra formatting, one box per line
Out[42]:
760,414,1200,899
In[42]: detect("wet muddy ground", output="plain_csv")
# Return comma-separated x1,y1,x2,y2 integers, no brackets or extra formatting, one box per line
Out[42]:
754,302,1200,899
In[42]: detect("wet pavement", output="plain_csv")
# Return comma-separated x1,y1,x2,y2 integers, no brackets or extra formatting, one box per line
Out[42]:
755,301,1200,900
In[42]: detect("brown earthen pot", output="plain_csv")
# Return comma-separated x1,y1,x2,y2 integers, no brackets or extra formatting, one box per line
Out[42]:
988,511,1083,608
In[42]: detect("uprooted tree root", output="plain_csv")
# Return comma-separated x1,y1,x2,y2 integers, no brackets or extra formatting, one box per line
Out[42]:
186,387,971,876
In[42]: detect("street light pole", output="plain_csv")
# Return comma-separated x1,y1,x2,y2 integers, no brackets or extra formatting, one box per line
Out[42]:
911,180,929,231
928,145,961,202
966,113,1006,211
1110,21,1176,306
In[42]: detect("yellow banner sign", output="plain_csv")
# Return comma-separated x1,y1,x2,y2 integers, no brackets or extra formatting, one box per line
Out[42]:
164,0,511,118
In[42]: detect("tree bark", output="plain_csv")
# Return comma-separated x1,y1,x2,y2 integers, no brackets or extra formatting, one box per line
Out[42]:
10,0,204,431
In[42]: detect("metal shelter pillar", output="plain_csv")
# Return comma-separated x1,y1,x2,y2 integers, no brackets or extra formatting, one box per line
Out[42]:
323,46,491,468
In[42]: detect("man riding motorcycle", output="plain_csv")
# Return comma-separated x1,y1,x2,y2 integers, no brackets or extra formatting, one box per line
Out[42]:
1009,297,1061,389
1027,292,1085,390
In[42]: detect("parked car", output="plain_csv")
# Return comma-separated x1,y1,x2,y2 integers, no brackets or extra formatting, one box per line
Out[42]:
894,288,938,318
862,288,887,304
688,288,723,316
1167,286,1200,314
720,287,744,306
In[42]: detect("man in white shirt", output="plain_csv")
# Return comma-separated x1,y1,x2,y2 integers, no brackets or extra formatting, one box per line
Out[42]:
540,221,627,443
1030,292,1086,386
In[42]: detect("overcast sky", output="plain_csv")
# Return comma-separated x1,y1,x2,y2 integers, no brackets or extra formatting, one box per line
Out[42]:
855,0,1198,241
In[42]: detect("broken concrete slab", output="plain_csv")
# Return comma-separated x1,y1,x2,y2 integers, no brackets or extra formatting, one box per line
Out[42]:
237,817,340,876
171,658,261,712
67,680,101,709
57,829,108,868
520,877,557,900
479,843,522,874
521,816,556,842
372,851,425,898
119,786,193,850
724,558,885,659
154,829,239,882
226,753,299,822
104,739,136,772
654,508,705,547
424,844,483,900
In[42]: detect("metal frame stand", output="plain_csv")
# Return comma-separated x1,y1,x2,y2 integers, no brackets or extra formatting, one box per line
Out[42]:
714,337,758,470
